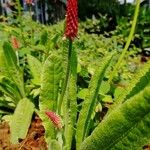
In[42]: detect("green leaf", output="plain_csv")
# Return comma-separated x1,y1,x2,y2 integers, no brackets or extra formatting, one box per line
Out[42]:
80,86,150,150
39,54,63,143
63,48,77,150
3,42,17,66
0,76,22,103
99,81,110,95
78,88,88,100
101,95,113,103
76,54,113,149
115,60,150,104
27,54,42,85
95,103,102,113
10,98,34,144
0,47,8,77
2,42,25,98
114,86,124,99
48,140,62,150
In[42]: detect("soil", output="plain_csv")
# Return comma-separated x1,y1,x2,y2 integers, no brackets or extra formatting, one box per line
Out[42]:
0,115,47,150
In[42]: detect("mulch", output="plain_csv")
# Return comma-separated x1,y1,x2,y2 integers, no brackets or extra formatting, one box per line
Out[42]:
0,115,47,150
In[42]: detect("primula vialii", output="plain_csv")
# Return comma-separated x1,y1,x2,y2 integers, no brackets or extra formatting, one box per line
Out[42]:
64,0,78,40
11,36,20,49
45,111,62,129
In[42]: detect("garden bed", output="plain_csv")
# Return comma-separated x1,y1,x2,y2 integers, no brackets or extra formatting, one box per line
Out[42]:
0,115,47,150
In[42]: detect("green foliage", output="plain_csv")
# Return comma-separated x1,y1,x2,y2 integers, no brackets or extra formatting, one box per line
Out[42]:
0,42,25,111
39,54,63,143
63,48,78,150
10,98,34,144
76,54,113,149
80,85,150,150
0,47,8,77
115,60,150,104
48,140,62,150
108,0,140,83
2,42,25,98
0,76,22,103
40,30,48,46
0,2,150,149
27,54,42,85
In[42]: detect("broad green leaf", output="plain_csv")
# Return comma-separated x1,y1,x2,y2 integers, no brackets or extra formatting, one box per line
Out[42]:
39,54,63,144
10,98,34,144
80,86,150,150
27,54,42,85
2,42,25,98
76,54,113,150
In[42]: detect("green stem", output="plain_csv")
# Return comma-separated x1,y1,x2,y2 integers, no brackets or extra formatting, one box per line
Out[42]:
58,39,73,115
108,0,140,83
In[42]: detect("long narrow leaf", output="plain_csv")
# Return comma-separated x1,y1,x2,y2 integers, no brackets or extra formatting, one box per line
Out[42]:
39,54,63,144
80,85,150,150
64,48,77,150
76,54,113,149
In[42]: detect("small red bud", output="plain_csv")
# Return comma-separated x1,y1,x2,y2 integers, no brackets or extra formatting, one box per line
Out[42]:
45,111,62,129
11,36,20,49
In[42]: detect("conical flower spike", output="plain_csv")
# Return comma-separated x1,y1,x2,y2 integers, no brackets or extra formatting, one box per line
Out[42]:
64,0,78,40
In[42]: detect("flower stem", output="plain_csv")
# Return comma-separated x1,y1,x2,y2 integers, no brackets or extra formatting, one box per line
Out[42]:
108,0,140,83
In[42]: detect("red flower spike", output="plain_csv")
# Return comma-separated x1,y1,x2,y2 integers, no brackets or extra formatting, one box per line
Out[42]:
45,111,62,129
11,36,20,49
64,0,78,40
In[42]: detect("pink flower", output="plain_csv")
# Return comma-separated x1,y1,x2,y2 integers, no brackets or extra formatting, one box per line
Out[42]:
45,111,62,129
11,36,20,49
64,0,78,40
